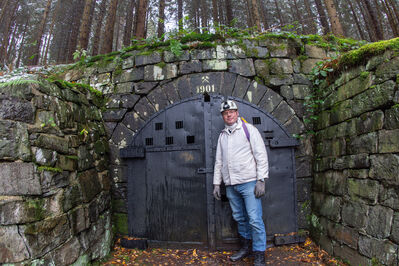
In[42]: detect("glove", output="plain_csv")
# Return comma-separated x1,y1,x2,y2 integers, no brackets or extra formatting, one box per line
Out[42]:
213,185,221,200
254,180,265,198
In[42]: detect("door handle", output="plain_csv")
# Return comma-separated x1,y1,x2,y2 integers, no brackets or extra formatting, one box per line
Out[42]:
197,168,213,174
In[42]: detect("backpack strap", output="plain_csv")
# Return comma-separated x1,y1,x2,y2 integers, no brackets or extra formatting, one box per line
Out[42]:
241,117,250,142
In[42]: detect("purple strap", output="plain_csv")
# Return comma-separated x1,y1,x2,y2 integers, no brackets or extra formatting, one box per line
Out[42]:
241,117,250,142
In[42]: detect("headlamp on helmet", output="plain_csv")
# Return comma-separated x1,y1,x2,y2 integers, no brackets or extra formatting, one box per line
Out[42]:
220,100,238,113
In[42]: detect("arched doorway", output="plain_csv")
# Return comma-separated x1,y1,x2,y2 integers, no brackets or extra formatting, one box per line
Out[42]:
121,94,299,249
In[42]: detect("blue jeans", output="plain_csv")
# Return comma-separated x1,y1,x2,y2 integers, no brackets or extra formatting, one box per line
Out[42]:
226,181,266,251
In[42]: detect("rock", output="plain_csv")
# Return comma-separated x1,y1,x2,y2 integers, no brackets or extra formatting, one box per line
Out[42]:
384,107,399,129
271,101,295,124
190,48,216,60
0,96,34,123
341,201,368,229
135,52,162,66
20,215,71,258
114,67,144,83
102,109,127,122
228,59,256,77
352,80,396,117
347,132,378,154
144,64,177,81
305,45,327,59
378,129,399,153
0,120,31,161
0,225,30,263
258,88,283,113
348,178,379,204
78,145,95,171
391,213,399,244
51,237,81,266
302,59,321,74
358,235,398,265
78,169,102,203
232,75,251,98
202,59,228,71
164,50,190,62
269,58,293,74
244,81,268,104
0,163,40,196
178,60,202,75
369,154,399,185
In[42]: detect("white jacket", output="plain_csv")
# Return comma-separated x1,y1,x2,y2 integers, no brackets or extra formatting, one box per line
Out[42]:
213,118,269,186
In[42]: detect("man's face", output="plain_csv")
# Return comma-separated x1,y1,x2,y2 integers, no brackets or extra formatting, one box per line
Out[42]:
222,109,239,126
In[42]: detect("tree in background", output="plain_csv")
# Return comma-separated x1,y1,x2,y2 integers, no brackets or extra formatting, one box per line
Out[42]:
77,0,95,51
101,0,119,54
2,0,399,69
324,0,344,36
134,0,148,38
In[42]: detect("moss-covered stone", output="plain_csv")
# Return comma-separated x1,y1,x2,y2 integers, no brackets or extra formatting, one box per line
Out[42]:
113,213,128,235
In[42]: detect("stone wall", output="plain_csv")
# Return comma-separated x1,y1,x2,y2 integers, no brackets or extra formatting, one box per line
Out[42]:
62,37,333,235
312,51,399,265
0,77,112,265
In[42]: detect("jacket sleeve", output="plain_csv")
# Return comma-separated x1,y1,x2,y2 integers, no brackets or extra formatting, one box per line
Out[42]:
213,134,223,185
249,125,269,180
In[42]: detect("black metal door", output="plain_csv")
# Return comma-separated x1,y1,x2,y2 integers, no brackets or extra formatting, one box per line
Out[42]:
121,94,298,248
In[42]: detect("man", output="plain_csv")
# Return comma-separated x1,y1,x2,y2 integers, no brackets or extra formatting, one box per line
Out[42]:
213,100,269,266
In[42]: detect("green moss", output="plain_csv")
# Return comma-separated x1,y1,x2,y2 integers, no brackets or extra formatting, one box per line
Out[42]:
37,166,63,173
155,62,167,68
113,213,128,235
339,37,399,69
297,55,308,63
360,71,370,79
66,155,78,160
25,198,46,220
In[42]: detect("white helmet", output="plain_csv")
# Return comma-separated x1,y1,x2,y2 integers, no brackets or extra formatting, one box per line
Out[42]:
220,100,238,113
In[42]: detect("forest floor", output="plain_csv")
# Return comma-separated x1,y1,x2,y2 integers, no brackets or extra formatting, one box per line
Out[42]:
101,237,347,265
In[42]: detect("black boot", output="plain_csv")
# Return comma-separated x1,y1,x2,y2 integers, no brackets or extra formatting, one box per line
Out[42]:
253,251,265,266
230,238,251,262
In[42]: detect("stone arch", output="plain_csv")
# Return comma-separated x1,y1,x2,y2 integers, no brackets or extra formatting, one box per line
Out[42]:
110,72,306,149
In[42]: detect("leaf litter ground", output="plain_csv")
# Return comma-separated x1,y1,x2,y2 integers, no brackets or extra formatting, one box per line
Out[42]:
102,238,347,265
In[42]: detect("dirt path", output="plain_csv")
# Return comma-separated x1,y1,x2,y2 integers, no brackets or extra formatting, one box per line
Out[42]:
101,238,347,265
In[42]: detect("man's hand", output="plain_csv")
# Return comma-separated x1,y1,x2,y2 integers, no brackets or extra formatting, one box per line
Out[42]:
213,185,221,200
254,180,265,198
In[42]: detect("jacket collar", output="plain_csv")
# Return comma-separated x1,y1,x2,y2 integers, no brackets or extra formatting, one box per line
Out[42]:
222,118,243,134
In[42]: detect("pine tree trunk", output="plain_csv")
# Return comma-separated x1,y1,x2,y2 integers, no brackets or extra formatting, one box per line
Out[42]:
158,0,165,38
225,0,233,26
382,0,399,36
201,0,208,30
323,0,344,36
212,0,219,26
293,0,303,33
355,0,376,41
362,0,384,39
250,0,261,30
259,0,269,30
387,0,399,22
123,0,135,46
246,0,254,28
0,0,19,66
0,0,10,26
92,0,107,55
77,0,95,51
16,17,29,68
177,0,183,30
304,0,317,34
347,0,367,39
101,0,119,54
67,0,85,62
134,0,147,38
273,0,285,26
314,0,330,34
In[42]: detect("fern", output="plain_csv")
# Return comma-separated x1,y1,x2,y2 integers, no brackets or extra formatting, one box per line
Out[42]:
0,79,42,88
